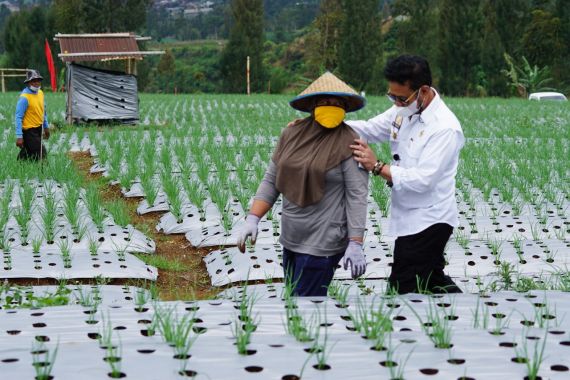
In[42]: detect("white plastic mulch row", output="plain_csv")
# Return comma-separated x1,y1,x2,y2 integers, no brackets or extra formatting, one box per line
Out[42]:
0,285,152,309
0,291,569,379
204,238,570,287
0,180,157,281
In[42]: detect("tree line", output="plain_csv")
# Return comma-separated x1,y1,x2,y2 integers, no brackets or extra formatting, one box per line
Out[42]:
1,0,568,96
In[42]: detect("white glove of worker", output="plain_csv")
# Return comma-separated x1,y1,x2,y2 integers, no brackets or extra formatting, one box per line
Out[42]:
343,240,366,279
237,214,260,253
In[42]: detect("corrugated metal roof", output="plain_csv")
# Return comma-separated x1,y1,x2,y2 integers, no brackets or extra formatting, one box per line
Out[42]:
56,34,144,62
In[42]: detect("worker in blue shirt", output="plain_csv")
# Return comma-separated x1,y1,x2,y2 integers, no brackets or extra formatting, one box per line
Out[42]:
15,69,50,160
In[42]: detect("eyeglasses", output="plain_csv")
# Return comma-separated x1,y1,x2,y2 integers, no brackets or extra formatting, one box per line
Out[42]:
386,90,418,105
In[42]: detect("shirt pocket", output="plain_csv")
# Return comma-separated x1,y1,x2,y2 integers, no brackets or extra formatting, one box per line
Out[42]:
405,135,427,166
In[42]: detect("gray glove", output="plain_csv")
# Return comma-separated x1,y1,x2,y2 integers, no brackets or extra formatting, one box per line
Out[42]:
343,240,366,279
237,214,260,253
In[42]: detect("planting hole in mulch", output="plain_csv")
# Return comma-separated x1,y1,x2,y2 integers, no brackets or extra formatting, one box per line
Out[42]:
108,372,126,378
244,366,264,373
499,342,517,348
380,361,398,368
447,359,466,365
551,365,569,371
281,375,300,380
179,370,198,377
313,364,331,370
419,368,439,375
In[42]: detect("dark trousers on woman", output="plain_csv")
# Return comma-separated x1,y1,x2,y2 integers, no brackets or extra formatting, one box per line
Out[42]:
18,126,47,161
388,223,461,294
283,248,344,296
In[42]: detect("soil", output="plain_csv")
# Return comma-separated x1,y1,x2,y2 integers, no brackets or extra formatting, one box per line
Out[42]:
4,152,218,301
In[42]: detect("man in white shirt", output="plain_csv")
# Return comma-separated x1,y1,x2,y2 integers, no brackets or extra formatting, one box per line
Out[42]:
348,55,464,294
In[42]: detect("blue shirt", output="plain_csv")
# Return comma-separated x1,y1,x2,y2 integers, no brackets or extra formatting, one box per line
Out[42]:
14,87,49,138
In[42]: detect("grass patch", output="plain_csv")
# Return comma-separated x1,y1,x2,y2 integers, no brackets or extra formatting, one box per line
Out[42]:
135,254,187,272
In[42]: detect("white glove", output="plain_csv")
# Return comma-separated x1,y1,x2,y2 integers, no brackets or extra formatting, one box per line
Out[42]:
237,214,260,253
343,240,366,279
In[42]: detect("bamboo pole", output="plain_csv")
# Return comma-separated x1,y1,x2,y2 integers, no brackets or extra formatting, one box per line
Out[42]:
246,56,250,96
66,63,73,124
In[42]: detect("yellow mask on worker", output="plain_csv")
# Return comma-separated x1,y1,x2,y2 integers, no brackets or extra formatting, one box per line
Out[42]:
314,106,346,129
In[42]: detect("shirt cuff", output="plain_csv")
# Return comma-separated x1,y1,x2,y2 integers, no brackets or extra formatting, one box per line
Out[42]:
390,165,404,191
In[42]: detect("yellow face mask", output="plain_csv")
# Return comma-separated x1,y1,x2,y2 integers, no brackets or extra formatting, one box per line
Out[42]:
314,106,346,129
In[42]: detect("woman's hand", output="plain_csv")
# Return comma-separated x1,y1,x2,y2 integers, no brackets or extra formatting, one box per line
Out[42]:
350,138,377,171
237,215,260,253
343,240,366,279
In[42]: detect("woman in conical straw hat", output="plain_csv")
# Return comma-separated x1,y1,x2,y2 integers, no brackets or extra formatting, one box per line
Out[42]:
237,72,369,296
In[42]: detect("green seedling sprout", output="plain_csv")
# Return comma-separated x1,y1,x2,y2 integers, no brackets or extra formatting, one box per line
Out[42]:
514,329,548,380
31,339,59,380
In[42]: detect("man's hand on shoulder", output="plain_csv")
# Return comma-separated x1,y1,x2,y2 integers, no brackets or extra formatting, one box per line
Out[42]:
286,118,303,128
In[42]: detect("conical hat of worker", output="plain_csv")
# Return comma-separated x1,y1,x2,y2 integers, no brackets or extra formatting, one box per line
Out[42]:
289,71,366,113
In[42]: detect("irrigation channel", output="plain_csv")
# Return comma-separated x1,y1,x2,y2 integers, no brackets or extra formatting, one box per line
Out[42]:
0,93,568,379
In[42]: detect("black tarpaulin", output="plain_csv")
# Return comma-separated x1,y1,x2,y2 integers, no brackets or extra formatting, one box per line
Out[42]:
67,64,139,124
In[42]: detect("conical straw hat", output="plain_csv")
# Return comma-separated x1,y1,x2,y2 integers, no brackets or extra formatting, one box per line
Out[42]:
290,72,366,113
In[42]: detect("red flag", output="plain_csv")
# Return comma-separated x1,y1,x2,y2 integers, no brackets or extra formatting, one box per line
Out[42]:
44,38,57,92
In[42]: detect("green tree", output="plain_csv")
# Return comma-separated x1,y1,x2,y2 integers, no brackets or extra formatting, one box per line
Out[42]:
338,0,382,91
305,0,343,75
3,6,57,90
0,4,11,53
522,9,563,69
555,0,570,89
220,0,266,93
391,0,438,68
480,0,508,96
437,0,484,96
494,0,531,57
53,0,151,33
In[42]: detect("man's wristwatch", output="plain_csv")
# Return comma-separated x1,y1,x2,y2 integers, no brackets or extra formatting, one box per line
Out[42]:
372,160,386,176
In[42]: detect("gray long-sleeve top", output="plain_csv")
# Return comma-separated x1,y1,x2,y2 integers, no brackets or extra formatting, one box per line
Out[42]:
254,157,369,257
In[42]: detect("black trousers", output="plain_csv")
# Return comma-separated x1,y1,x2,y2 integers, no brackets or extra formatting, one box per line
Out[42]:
388,223,461,294
18,126,47,161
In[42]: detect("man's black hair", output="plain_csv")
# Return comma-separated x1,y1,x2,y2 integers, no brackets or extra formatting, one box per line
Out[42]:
384,55,432,90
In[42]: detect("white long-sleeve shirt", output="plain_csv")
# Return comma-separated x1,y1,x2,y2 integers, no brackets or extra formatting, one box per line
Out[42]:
347,89,464,237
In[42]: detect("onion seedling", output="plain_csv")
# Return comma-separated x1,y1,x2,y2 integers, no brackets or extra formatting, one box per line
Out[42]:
31,340,59,380
384,338,414,380
106,200,130,228
514,329,548,380
58,239,72,269
105,339,124,379
154,304,200,358
348,296,393,348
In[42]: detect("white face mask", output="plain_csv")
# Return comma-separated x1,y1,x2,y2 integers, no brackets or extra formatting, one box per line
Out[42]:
396,98,420,118
29,85,41,92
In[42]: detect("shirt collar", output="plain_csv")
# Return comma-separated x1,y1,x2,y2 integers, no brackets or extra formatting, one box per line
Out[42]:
415,87,441,124
23,87,38,94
